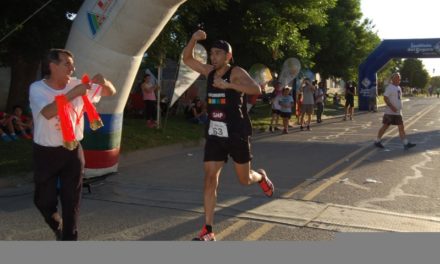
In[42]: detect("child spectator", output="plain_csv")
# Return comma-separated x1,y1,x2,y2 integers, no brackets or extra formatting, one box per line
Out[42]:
278,86,294,134
269,80,282,132
0,111,19,141
11,105,33,139
189,97,208,124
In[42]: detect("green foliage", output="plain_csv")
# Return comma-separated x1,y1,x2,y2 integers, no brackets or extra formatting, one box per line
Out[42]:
1,0,382,110
163,0,337,71
305,0,381,81
0,0,83,63
0,0,84,110
430,76,440,88
377,59,403,93
400,58,430,89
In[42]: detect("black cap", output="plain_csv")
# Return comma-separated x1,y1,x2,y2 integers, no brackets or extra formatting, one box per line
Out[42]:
211,40,234,63
211,40,232,53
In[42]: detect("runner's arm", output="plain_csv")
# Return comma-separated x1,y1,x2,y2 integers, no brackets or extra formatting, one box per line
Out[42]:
383,96,398,113
182,30,213,77
213,67,261,95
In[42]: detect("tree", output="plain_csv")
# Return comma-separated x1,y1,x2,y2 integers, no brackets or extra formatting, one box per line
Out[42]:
144,0,230,68
304,0,380,81
430,76,440,88
0,0,83,111
400,58,429,91
377,59,402,94
173,0,337,71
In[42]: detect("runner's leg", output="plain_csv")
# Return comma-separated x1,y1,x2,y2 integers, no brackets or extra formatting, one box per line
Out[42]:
203,161,224,226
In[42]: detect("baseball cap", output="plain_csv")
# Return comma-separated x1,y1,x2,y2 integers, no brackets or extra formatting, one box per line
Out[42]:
211,40,234,63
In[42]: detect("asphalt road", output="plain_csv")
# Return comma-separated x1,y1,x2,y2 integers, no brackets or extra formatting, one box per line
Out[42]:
1,96,440,241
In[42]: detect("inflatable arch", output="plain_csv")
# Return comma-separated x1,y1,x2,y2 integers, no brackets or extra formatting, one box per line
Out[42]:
358,38,440,110
65,0,187,178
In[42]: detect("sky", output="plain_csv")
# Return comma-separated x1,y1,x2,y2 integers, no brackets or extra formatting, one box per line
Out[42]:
361,0,440,76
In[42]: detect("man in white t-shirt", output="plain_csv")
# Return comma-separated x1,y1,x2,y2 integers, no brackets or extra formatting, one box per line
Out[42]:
374,73,415,150
29,49,116,240
299,78,317,130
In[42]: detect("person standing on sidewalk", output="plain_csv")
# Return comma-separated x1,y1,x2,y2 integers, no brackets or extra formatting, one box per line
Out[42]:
183,30,274,241
315,81,325,123
299,78,316,131
141,73,158,128
278,86,294,134
29,48,116,240
269,80,282,132
374,72,416,150
343,81,355,121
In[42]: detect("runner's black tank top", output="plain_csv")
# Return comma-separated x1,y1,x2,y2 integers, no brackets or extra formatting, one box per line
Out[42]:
205,67,252,139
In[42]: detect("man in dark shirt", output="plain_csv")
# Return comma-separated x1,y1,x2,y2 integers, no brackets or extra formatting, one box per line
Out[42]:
183,30,274,241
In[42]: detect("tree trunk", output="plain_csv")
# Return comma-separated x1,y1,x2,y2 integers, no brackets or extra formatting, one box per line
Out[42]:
6,54,40,112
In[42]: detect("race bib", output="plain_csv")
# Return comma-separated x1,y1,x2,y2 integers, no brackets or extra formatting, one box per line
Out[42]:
208,120,228,138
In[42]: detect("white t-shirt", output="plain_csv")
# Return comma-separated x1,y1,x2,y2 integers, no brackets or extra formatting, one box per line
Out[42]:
301,84,315,105
315,88,325,104
383,84,402,116
29,78,102,147
271,91,282,110
278,95,294,113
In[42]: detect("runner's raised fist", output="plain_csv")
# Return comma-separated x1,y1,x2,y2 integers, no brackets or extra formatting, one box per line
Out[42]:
192,30,207,41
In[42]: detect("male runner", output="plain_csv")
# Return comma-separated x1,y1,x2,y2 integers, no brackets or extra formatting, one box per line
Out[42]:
183,30,274,241
374,73,416,150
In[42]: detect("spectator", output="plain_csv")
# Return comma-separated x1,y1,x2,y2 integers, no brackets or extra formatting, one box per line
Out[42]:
299,78,316,131
333,92,341,106
368,87,378,112
189,97,208,124
11,105,33,139
0,111,19,141
315,83,325,123
269,80,282,132
343,81,355,121
141,73,158,128
278,86,294,134
247,92,259,113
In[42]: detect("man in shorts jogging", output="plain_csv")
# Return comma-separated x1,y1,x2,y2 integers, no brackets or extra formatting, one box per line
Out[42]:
183,30,274,241
374,73,416,150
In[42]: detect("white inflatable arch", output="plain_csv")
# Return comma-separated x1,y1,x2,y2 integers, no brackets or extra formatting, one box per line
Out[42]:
65,0,187,177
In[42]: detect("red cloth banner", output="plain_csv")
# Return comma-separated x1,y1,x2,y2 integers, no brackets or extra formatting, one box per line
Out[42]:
55,95,78,150
81,74,103,130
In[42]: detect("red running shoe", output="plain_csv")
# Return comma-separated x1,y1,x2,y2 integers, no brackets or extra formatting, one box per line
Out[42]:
192,225,216,241
258,169,274,197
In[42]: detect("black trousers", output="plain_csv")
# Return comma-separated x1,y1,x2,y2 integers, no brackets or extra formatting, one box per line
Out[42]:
144,100,157,121
316,102,324,121
33,143,84,241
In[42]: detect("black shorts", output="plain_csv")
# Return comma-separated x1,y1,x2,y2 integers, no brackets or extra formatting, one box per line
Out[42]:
345,95,354,107
203,135,252,164
272,109,281,115
280,112,292,119
382,114,403,125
